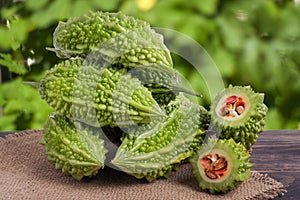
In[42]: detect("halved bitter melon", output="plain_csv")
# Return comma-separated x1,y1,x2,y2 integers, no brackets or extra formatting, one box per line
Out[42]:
210,85,268,149
189,138,253,193
42,113,108,180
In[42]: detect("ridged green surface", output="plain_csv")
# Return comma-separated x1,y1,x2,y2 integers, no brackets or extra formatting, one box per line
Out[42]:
189,138,253,193
128,65,201,107
210,85,268,149
52,11,172,68
39,58,164,127
53,11,148,57
88,26,173,69
151,92,177,107
128,64,180,91
111,93,208,182
43,113,107,180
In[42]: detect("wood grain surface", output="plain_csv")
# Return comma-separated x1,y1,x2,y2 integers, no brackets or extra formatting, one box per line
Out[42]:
251,130,300,199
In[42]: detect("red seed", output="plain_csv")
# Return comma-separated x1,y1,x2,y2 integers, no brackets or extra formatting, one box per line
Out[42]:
205,169,218,179
225,95,238,103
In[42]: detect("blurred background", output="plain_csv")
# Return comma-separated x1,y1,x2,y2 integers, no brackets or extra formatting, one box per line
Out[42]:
0,0,299,131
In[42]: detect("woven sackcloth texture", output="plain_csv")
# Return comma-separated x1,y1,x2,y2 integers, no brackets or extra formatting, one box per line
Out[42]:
0,130,287,200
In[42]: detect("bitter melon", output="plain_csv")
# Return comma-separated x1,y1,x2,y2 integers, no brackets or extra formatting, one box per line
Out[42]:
128,64,200,94
86,26,173,69
52,11,147,57
127,64,201,108
189,138,253,193
151,92,176,107
52,11,173,68
43,113,108,180
111,93,208,182
39,57,164,127
128,65,178,107
210,85,268,149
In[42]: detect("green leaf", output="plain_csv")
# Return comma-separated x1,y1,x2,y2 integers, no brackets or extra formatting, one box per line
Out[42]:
0,53,27,74
0,78,53,131
264,108,284,130
91,0,120,11
212,49,235,78
216,17,244,51
276,4,300,40
0,5,21,19
70,0,94,17
30,0,72,28
0,94,4,106
0,27,13,49
9,19,29,50
193,0,219,15
0,114,17,131
25,0,48,11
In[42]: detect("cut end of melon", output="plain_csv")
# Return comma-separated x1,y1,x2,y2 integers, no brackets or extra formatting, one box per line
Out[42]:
218,95,247,119
200,153,229,180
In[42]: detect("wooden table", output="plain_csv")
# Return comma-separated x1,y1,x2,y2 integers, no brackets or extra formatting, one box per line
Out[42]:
1,130,299,199
250,130,300,199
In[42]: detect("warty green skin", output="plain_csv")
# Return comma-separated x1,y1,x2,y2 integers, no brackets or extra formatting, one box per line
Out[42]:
39,58,164,128
127,64,200,95
151,92,176,107
209,85,268,150
127,64,180,91
42,113,108,180
53,11,148,57
87,26,173,69
128,65,180,107
112,93,208,182
189,138,253,194
125,64,202,109
52,11,173,68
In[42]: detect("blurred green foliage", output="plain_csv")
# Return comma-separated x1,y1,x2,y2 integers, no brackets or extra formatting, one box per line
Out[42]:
0,0,299,131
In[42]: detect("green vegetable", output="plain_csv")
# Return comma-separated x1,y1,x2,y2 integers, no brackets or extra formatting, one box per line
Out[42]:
42,113,108,180
151,92,176,107
209,85,268,149
36,11,269,195
128,64,201,107
128,64,180,91
52,11,148,57
128,65,178,107
189,138,253,193
39,57,164,127
51,11,173,69
87,26,173,69
128,64,198,94
111,93,208,182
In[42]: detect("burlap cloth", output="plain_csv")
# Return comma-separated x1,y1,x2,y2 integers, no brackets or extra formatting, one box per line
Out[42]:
0,130,287,200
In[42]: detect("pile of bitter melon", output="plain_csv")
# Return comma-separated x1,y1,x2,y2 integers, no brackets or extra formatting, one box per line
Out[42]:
38,11,268,194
